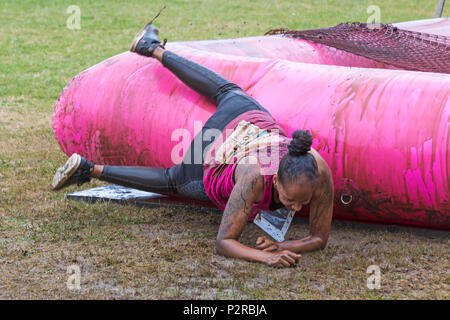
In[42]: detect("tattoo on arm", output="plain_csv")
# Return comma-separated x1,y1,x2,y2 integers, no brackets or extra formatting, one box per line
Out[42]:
217,165,262,241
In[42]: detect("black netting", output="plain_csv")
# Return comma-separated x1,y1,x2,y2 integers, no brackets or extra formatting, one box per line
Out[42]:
265,22,450,74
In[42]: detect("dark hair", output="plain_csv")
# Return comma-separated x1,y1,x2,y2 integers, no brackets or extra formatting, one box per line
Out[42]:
277,130,319,185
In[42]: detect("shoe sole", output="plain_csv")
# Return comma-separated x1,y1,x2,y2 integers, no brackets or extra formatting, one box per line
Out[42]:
130,28,146,52
52,153,81,191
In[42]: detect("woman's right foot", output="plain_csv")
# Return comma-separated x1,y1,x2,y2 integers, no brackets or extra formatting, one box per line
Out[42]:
130,22,167,57
52,153,94,191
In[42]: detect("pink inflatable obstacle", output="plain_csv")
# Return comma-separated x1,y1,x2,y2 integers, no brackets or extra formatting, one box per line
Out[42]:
53,18,450,230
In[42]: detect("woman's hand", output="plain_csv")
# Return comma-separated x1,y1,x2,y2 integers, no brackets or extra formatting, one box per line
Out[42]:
256,236,281,252
265,250,301,268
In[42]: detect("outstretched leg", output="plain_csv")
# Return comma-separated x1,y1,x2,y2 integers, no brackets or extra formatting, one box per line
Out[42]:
130,23,254,109
153,47,241,106
52,154,206,199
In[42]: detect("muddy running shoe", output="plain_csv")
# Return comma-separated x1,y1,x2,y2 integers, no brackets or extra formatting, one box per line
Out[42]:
52,153,94,191
130,22,167,57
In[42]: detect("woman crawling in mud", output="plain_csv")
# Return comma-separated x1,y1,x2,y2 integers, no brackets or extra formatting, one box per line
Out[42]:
52,21,334,268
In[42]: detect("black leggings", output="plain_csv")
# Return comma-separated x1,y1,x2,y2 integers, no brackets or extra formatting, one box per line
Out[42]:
100,50,270,200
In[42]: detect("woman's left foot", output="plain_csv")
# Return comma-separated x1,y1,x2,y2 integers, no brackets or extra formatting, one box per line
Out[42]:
52,153,94,191
130,22,167,57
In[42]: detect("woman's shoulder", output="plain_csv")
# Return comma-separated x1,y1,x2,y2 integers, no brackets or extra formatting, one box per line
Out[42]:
234,157,263,181
234,159,265,200
309,148,333,181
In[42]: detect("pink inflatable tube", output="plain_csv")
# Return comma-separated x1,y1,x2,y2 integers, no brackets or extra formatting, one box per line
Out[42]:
53,19,450,230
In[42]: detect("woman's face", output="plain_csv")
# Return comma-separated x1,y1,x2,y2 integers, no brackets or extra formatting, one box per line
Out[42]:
273,174,314,212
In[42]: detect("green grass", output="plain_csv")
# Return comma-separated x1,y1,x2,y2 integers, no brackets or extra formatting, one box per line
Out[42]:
1,0,448,112
0,0,449,299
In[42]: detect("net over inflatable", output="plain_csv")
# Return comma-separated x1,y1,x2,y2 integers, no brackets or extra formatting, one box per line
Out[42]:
52,18,450,230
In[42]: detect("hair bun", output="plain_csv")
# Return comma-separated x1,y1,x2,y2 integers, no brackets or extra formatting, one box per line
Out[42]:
288,130,313,157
